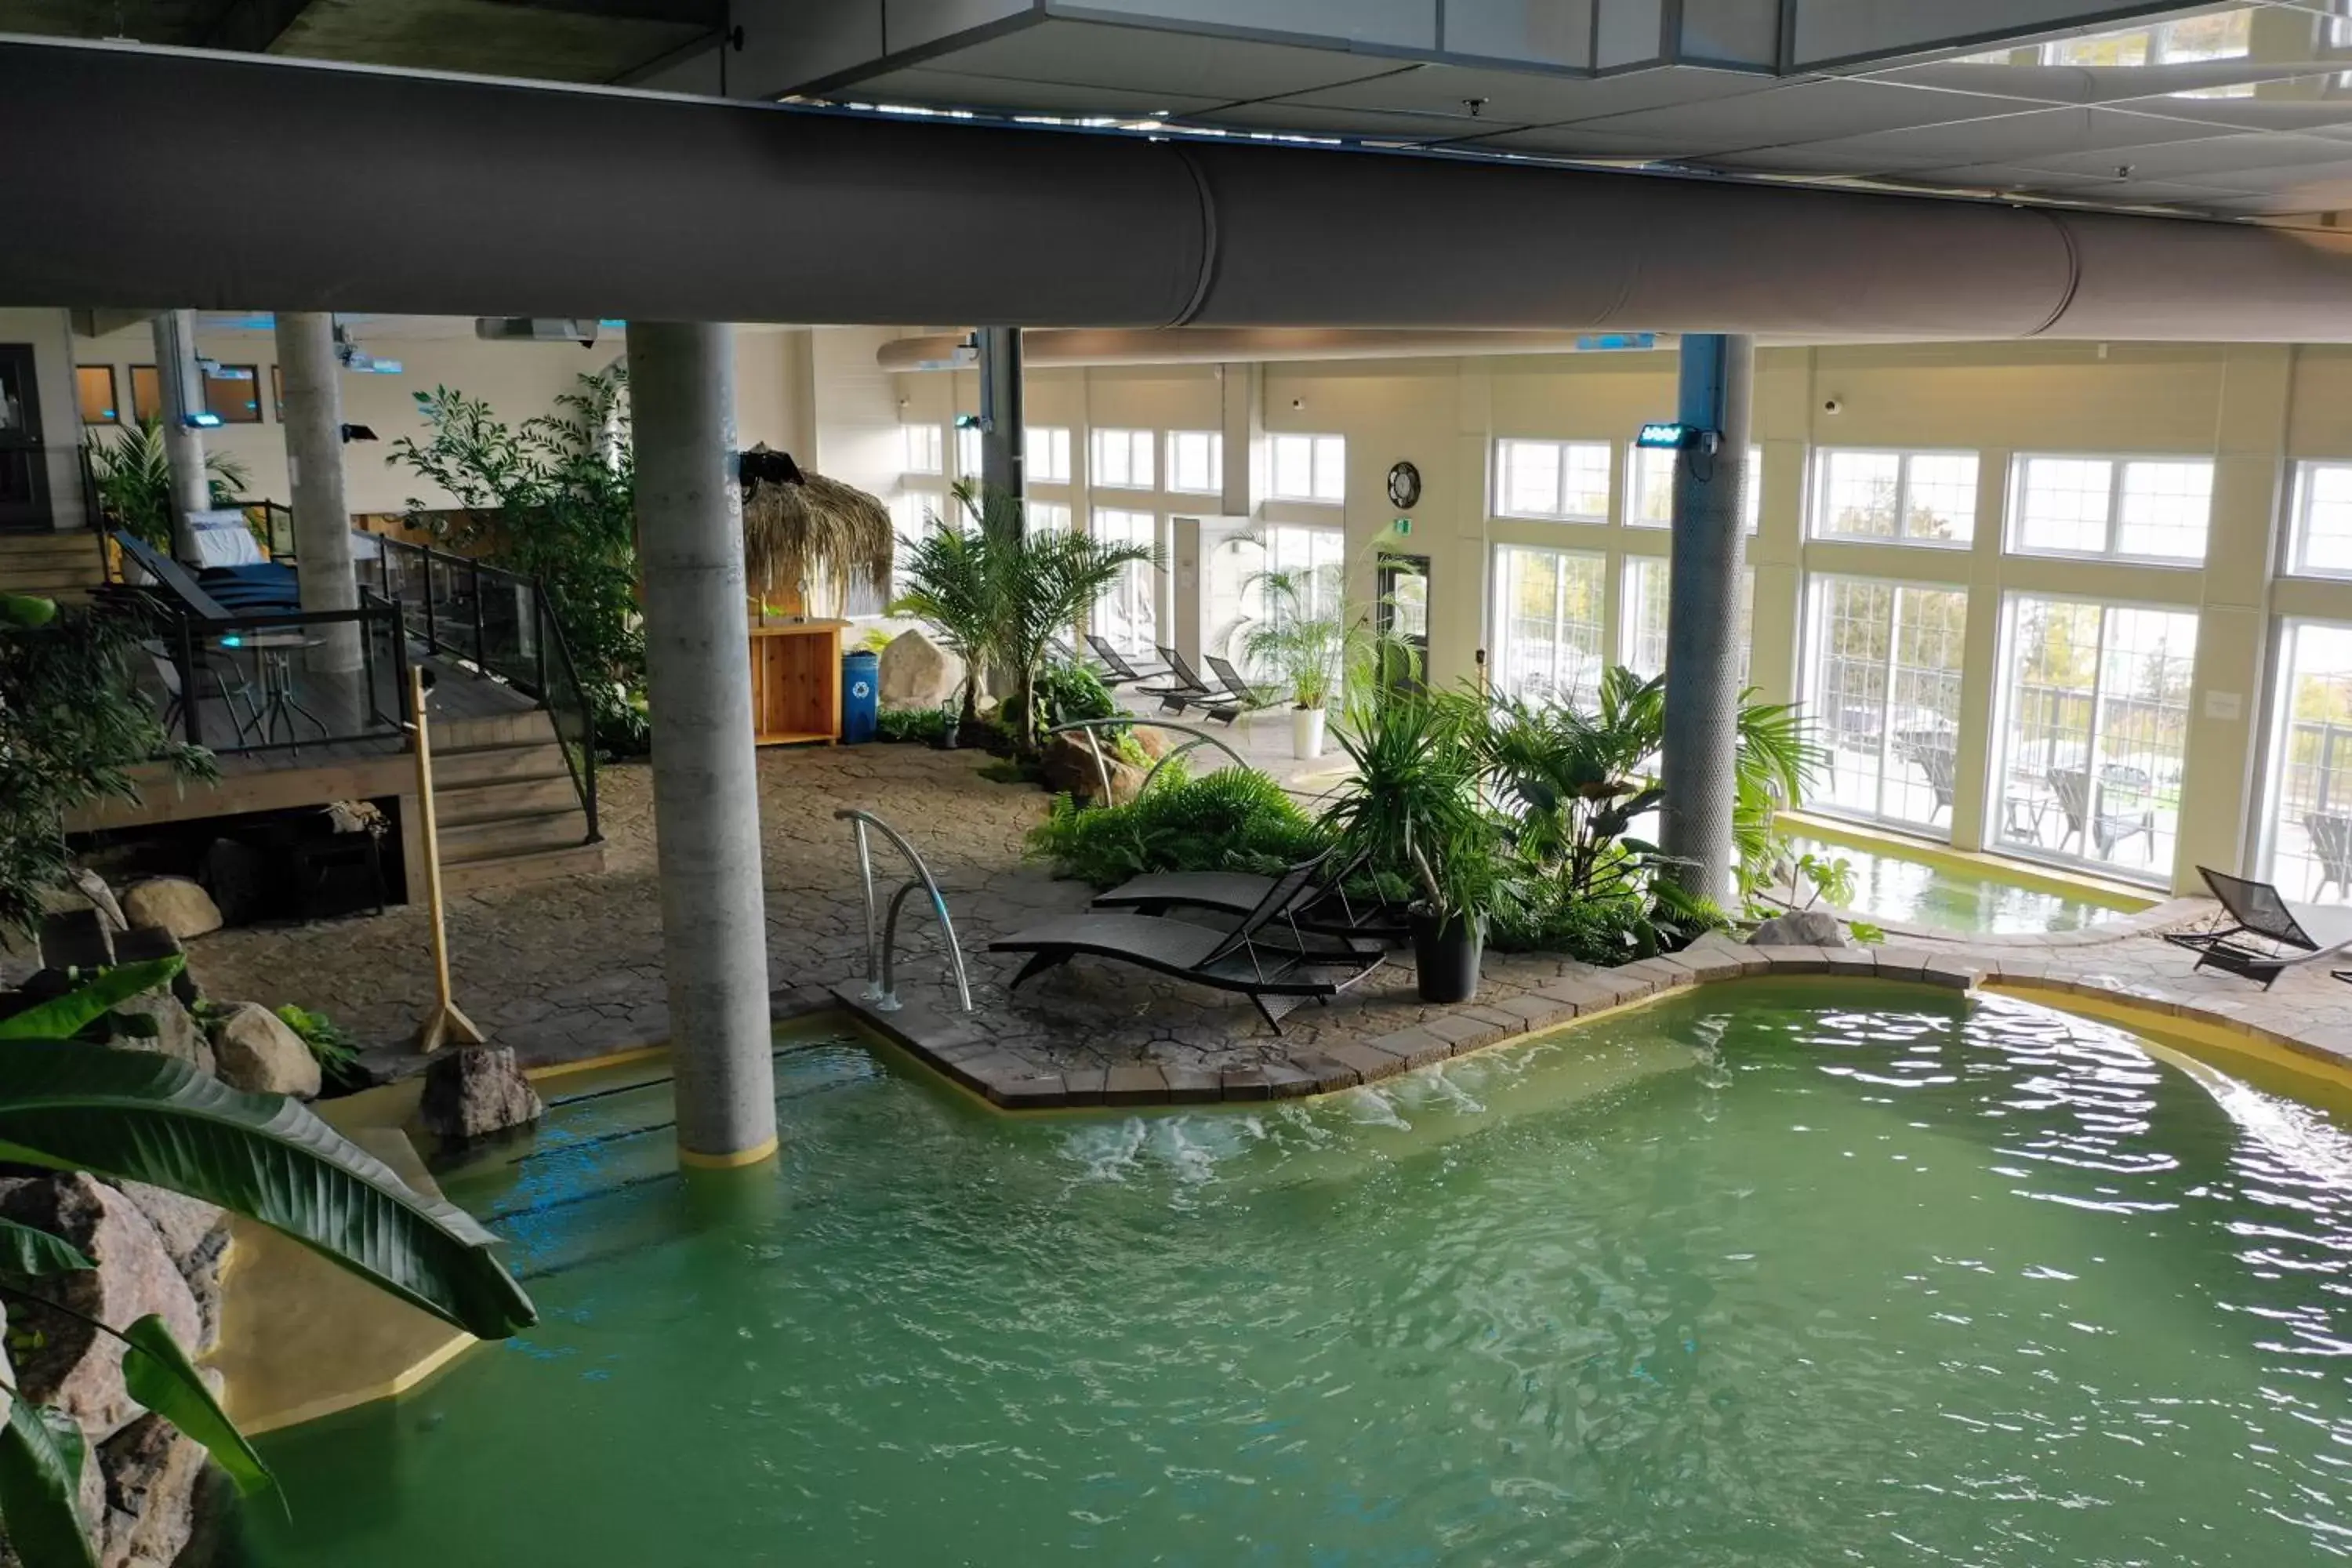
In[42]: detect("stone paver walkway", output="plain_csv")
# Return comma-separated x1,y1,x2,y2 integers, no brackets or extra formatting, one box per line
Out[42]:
188,742,2352,1097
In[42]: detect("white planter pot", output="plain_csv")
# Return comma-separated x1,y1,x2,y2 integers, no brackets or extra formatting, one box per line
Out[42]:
1291,706,1327,760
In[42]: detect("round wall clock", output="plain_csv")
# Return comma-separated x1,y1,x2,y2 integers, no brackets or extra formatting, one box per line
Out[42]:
1387,459,1421,510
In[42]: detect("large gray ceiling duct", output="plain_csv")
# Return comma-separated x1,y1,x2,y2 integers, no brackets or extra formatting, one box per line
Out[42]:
7,40,2352,341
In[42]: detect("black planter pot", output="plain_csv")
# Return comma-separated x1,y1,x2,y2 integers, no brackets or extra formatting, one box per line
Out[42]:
1409,908,1483,1004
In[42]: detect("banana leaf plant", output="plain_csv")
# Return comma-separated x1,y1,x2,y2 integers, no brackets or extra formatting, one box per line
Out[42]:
0,960,535,1568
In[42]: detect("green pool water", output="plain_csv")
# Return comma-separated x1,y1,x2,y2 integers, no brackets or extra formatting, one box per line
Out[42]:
234,983,2352,1566
1791,836,2127,935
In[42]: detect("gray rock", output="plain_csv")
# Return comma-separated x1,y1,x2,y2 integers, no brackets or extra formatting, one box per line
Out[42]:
118,879,221,942
207,1003,321,1099
110,991,216,1078
1039,731,1146,807
110,1183,230,1355
0,1174,204,1446
419,1045,544,1142
40,906,116,971
1746,909,1849,948
877,628,963,712
111,926,200,1009
98,1413,209,1568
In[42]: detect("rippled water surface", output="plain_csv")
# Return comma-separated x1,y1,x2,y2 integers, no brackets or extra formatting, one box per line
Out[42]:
240,982,2352,1566
1790,837,2125,935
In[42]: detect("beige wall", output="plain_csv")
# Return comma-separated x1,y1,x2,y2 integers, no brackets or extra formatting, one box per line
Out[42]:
1,307,89,528
891,337,2352,898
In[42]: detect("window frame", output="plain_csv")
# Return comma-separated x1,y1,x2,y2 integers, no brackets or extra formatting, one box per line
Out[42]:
1621,554,1755,684
2257,615,2352,903
1091,427,1157,492
2005,450,2215,567
1807,445,1980,549
1164,429,1223,496
2285,459,2352,580
1624,441,1762,533
1268,432,1346,505
1799,569,1976,837
129,365,162,426
1089,506,1163,658
1492,436,1613,524
1025,426,1072,485
75,364,119,426
201,362,263,425
1487,541,1610,712
902,423,943,476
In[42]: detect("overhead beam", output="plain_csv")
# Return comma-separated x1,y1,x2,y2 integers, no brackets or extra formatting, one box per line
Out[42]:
9,40,2352,341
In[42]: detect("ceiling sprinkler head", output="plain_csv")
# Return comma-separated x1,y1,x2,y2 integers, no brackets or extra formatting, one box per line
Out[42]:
2115,164,2134,179
1463,97,1488,118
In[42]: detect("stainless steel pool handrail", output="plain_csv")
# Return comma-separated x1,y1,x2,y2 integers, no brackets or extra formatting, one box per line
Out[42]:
834,808,974,1014
1044,717,1254,800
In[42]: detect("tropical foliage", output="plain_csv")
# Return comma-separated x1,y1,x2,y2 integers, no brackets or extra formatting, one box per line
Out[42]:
85,417,251,553
0,963,534,1567
0,594,211,942
891,482,1158,751
389,370,648,753
1321,691,1510,924
1026,768,1326,889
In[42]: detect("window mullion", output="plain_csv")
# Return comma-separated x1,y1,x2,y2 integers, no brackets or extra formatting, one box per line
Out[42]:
2084,608,2114,856
2107,465,2123,557
1878,589,1904,818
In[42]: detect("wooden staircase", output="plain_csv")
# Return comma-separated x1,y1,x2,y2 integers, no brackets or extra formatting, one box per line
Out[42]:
0,530,106,602
428,708,604,893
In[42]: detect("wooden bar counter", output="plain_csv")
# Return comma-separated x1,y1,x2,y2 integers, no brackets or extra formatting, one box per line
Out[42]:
747,619,845,746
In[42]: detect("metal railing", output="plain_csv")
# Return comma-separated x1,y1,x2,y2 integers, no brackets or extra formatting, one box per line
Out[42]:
158,591,411,757
835,808,972,1014
364,532,600,841
1044,717,1253,800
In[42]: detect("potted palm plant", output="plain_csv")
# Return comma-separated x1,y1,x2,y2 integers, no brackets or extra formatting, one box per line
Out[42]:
1240,560,1362,760
1320,691,1506,1002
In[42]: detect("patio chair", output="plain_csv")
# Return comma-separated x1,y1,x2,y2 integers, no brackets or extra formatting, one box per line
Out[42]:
2048,767,2152,860
1091,847,1404,941
990,852,1386,1033
1083,633,1161,688
1137,645,1214,714
143,641,260,744
1200,655,1275,727
1905,743,1958,821
2161,866,2352,989
2306,811,2352,903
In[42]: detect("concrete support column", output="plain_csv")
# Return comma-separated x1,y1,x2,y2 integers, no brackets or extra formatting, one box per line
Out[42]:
1661,333,1755,905
627,321,778,1167
149,310,209,561
273,312,361,672
978,326,1023,514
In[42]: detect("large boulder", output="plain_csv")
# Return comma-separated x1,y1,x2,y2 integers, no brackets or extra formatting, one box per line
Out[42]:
877,629,963,712
208,1002,321,1098
118,878,221,942
110,989,215,1079
419,1045,544,1142
1038,731,1147,807
98,1412,210,1568
0,1175,203,1445
111,926,201,1009
111,1183,230,1355
1746,909,1849,948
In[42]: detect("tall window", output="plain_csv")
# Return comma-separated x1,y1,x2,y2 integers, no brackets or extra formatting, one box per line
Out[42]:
2287,462,2352,579
1810,449,1978,545
887,492,935,600
1623,558,1754,685
1025,426,1071,485
75,365,118,426
1026,499,1071,533
1261,524,1343,620
129,366,162,426
1091,507,1159,657
2265,622,2352,904
1092,428,1155,491
2010,455,2212,563
1996,596,2198,880
201,363,261,424
902,423,942,475
1269,434,1345,503
956,423,983,478
1495,438,1610,521
1166,430,1222,495
1626,444,1761,532
1806,576,1971,831
1490,545,1606,710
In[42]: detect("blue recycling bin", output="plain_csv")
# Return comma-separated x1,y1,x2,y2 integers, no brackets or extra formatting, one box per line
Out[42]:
841,650,880,744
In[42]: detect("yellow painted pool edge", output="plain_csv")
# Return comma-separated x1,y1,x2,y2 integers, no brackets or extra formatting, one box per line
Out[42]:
1981,978,2352,1098
1778,809,2160,913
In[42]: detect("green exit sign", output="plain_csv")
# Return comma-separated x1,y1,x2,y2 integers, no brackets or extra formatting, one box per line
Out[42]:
1393,517,1412,535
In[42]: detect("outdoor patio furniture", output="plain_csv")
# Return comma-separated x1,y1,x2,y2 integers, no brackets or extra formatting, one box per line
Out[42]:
1200,655,1275,726
2161,866,2352,989
990,852,1387,1033
1083,633,1160,688
143,640,260,744
1138,645,1214,714
2306,811,2352,902
114,530,299,616
1092,848,1403,942
1894,736,1958,821
2049,766,2153,860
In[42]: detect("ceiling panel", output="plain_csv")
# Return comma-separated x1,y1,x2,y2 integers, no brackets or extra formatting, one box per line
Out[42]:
2013,131,2352,180
1534,78,2051,152
1784,104,2234,168
850,66,1229,114
913,17,1407,101
1258,60,1779,125
1181,100,1493,139
1861,58,2342,104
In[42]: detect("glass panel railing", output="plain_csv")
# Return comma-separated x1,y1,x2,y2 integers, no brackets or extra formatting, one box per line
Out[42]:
149,597,409,757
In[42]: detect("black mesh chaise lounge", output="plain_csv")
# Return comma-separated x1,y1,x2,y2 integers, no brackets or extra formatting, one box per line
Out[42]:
990,855,1386,1033
2161,866,2352,989
1200,655,1275,726
1092,848,1403,941
1084,633,1160,688
1138,645,1214,714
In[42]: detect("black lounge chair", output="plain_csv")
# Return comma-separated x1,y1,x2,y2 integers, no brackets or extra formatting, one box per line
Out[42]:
2161,866,2352,989
114,531,300,616
1092,848,1406,942
1137,645,1213,714
991,854,1385,1033
1083,633,1161,688
1200,655,1274,726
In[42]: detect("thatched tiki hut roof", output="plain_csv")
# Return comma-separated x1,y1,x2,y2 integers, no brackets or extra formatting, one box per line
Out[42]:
738,445,894,611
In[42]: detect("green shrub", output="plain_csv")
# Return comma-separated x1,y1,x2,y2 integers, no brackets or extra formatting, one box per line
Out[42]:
274,1004,368,1095
876,706,951,745
1026,768,1326,887
1491,880,1729,964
